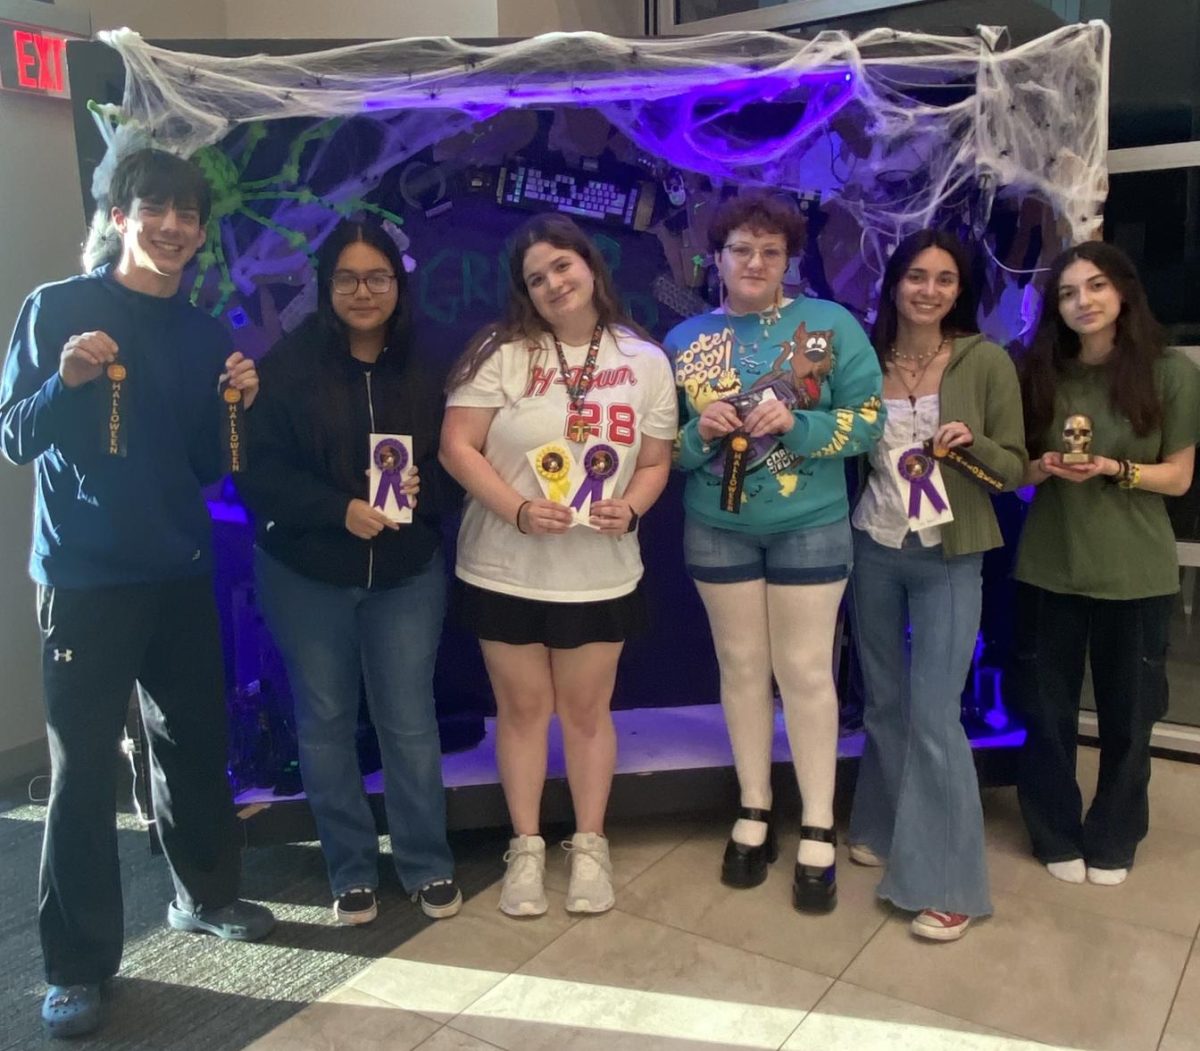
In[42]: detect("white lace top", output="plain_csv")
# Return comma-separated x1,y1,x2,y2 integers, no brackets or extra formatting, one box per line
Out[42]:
852,394,943,548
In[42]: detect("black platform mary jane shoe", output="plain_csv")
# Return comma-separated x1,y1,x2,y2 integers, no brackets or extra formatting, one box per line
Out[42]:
792,825,838,913
720,807,778,888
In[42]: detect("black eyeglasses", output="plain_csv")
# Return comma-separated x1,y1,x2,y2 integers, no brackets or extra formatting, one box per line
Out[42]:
331,271,396,295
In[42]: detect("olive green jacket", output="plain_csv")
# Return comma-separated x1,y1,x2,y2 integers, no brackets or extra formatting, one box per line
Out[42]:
931,335,1028,556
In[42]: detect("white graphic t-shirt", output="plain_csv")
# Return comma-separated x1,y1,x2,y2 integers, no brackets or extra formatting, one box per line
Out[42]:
447,328,678,602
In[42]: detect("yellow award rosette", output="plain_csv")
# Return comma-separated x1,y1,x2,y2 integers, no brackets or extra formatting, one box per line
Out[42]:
534,442,572,503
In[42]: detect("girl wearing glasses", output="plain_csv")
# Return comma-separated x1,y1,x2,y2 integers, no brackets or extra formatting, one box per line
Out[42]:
238,219,461,927
440,214,677,918
666,194,883,912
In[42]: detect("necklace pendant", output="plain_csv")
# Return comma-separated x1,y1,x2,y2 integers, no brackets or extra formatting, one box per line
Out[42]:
568,419,590,443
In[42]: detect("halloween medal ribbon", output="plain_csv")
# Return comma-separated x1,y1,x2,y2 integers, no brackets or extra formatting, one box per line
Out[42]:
372,438,410,511
897,446,948,519
924,439,1004,492
104,361,127,457
571,444,619,511
720,432,750,514
220,379,245,474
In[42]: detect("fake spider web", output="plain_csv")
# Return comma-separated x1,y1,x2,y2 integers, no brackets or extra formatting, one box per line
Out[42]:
85,23,1108,330
97,23,1107,235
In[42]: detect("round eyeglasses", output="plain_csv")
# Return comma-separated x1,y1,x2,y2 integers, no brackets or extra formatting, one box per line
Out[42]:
722,243,787,266
331,271,396,295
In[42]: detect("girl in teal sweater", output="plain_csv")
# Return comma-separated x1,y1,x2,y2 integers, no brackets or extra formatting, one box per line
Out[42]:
666,194,883,913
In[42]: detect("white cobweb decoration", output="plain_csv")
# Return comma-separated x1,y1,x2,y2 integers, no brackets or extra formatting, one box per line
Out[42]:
93,22,1109,255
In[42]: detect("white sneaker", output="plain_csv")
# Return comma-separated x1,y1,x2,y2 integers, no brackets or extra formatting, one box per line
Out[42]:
1087,866,1128,886
563,832,615,914
500,835,548,917
849,843,885,867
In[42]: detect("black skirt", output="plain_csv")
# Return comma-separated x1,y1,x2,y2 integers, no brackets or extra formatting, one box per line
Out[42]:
454,580,648,649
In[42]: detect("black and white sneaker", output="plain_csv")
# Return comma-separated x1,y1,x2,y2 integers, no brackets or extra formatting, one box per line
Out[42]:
414,878,462,919
334,887,378,925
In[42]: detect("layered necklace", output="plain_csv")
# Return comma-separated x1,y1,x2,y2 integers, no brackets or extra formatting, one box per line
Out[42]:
888,337,950,404
721,291,784,364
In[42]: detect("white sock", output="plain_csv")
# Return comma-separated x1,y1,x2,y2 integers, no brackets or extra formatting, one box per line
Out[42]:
767,581,846,869
1046,859,1086,883
732,818,768,847
1087,866,1128,886
695,580,775,848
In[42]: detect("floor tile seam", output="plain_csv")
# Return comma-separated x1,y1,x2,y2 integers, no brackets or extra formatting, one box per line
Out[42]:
830,908,893,981
1156,960,1194,1051
771,980,838,1049
607,832,705,891
603,903,847,983
418,1020,506,1051
984,882,1200,943
1155,928,1200,1051
826,977,1046,1046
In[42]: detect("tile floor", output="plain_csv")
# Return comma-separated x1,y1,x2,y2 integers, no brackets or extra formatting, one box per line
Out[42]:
246,747,1200,1051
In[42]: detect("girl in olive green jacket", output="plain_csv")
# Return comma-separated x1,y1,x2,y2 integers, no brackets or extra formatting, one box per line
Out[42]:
849,229,1027,942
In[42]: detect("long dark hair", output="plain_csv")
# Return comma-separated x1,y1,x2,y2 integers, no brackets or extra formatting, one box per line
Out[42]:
446,213,650,391
312,218,411,359
1020,241,1165,453
871,229,979,368
300,218,412,492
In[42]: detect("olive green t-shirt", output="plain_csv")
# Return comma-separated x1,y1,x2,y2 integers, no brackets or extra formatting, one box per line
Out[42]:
1015,349,1200,600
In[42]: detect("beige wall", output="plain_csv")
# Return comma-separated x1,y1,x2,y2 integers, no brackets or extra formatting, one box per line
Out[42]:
0,91,89,771
224,0,499,38
497,0,644,36
55,0,228,38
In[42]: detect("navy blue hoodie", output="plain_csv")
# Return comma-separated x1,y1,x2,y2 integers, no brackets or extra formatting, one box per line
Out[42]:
0,265,232,587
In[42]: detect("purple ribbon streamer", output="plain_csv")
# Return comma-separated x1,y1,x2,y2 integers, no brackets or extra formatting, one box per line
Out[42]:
897,447,947,518
571,444,619,511
372,438,410,511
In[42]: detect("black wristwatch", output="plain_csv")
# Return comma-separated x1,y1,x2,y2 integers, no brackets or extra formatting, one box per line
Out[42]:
625,508,640,533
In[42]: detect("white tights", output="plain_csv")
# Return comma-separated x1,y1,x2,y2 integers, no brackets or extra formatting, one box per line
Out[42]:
696,577,846,866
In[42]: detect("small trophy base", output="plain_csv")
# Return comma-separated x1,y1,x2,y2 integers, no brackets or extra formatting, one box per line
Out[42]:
1061,452,1093,465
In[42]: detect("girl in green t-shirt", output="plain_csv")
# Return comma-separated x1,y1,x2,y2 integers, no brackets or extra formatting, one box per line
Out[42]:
1015,241,1200,887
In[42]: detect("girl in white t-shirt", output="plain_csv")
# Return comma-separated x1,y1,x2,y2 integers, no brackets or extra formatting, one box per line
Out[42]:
440,214,677,919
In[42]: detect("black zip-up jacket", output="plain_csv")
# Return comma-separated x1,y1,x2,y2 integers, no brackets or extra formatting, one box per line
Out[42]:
236,318,459,588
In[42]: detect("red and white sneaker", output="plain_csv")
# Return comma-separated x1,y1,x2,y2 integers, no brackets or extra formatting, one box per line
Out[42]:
911,909,970,941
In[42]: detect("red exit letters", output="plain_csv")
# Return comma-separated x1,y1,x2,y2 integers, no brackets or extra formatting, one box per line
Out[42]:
13,29,65,92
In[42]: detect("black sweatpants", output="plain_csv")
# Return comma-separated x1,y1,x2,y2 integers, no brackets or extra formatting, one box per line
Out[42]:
1012,582,1173,870
36,576,240,985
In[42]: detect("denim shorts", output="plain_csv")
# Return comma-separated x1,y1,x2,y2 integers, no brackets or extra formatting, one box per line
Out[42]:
684,516,852,585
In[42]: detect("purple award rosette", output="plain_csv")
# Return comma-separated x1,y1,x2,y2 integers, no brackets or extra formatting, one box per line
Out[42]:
897,446,947,518
571,444,620,510
372,438,410,511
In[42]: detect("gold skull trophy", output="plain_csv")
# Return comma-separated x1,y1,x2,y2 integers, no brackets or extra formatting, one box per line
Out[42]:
1061,413,1094,464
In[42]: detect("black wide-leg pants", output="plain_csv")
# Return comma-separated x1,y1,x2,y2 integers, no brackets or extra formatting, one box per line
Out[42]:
37,576,240,985
1012,582,1174,870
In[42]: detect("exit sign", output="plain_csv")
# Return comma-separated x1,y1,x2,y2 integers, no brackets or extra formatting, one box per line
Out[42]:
0,19,82,99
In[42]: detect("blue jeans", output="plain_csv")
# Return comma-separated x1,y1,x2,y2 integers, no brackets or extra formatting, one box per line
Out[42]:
847,529,992,917
255,549,454,896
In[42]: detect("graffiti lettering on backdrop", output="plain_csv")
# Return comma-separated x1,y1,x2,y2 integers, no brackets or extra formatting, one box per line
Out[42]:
416,233,660,332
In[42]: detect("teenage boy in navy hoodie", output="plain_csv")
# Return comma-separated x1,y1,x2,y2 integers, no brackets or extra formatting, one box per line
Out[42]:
0,148,275,1039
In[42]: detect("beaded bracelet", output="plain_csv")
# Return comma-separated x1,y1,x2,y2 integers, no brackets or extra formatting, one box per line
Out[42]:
1118,461,1141,489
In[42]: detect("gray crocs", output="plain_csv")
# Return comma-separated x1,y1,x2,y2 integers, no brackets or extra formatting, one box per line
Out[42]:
166,898,275,941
